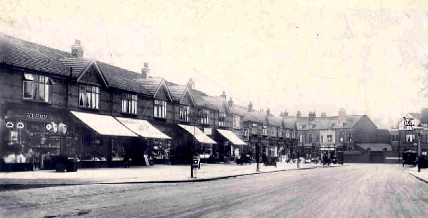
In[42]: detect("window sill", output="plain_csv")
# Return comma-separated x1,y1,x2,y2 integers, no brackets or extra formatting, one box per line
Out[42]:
120,112,138,117
78,107,100,112
23,99,52,105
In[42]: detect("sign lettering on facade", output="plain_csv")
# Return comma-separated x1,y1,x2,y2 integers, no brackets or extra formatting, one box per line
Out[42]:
204,128,212,135
26,112,48,120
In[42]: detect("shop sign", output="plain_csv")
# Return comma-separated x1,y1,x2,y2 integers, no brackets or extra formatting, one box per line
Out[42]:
5,122,14,128
16,122,24,129
26,112,48,120
204,128,212,135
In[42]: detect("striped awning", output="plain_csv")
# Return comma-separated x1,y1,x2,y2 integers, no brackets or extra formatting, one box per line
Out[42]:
178,124,217,144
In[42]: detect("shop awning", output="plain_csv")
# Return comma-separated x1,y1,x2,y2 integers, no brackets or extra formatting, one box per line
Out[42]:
71,111,137,137
178,124,217,144
217,129,246,145
115,117,171,139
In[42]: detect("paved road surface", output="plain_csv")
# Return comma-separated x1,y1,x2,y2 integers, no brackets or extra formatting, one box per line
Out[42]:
1,164,427,218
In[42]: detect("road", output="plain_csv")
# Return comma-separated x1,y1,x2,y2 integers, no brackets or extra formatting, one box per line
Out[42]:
0,164,427,218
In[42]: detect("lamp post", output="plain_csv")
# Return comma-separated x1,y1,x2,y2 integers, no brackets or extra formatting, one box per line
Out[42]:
415,127,422,172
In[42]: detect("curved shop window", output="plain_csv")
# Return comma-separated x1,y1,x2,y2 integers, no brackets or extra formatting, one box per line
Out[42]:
2,120,66,167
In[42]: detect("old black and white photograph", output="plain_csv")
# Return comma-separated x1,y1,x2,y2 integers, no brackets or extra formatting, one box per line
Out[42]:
1,0,428,217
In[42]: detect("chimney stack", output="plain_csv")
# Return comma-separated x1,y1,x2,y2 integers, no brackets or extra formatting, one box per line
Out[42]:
338,108,346,121
248,102,253,112
187,78,195,90
71,39,83,58
309,111,316,121
221,91,226,101
283,110,289,117
266,108,271,116
321,112,327,117
228,97,234,107
296,110,302,118
141,62,150,79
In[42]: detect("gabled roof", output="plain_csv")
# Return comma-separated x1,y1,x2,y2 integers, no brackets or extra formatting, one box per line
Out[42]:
243,111,268,125
230,104,248,116
58,57,92,77
135,77,173,101
190,89,229,112
295,115,364,130
0,33,69,75
269,116,283,128
167,83,195,106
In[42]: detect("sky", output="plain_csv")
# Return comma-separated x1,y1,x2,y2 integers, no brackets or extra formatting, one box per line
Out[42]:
1,0,428,129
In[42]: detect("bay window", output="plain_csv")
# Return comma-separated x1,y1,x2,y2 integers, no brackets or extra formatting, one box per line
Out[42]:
154,99,167,118
23,73,52,103
180,105,190,122
122,93,137,114
79,85,99,109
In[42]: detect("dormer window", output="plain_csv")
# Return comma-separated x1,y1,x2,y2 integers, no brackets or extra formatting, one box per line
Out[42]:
23,73,52,103
79,85,99,109
122,93,137,114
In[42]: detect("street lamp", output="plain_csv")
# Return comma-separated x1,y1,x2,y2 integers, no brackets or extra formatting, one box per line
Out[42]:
415,126,423,172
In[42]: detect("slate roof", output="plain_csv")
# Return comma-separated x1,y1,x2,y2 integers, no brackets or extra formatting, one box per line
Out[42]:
269,116,283,128
0,33,70,75
58,57,92,77
243,111,268,125
190,89,228,111
134,77,163,95
355,143,392,152
295,115,364,130
168,84,187,102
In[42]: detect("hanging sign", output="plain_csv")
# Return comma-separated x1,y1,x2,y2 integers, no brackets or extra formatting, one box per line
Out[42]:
58,123,67,134
204,128,212,135
5,122,14,128
52,122,58,133
46,123,53,131
16,122,24,129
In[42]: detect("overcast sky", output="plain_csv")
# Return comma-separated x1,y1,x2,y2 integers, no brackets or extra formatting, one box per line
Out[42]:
1,0,428,129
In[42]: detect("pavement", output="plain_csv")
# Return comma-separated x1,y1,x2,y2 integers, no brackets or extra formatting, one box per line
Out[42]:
0,162,329,187
1,164,426,218
406,166,428,183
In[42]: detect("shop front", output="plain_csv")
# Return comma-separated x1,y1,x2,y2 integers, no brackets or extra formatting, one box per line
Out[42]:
216,129,247,163
69,111,138,168
175,124,217,164
115,117,172,164
1,104,68,171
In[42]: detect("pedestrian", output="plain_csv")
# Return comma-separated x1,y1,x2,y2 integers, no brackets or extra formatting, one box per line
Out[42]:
123,151,130,168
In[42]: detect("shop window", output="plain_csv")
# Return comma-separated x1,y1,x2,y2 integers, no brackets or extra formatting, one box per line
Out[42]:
200,109,210,125
22,73,52,103
122,93,138,114
154,99,167,118
219,112,226,127
180,105,190,122
79,85,100,109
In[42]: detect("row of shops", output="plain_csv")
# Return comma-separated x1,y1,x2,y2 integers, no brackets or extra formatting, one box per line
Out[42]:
1,103,255,171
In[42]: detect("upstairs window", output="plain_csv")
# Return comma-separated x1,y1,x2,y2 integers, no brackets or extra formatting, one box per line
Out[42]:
154,99,167,118
316,135,319,142
299,134,303,142
321,135,324,143
308,134,312,142
233,115,241,129
180,105,190,122
200,109,210,125
23,73,52,103
122,93,137,114
348,134,353,142
285,130,290,138
219,112,226,127
262,126,268,136
327,135,333,142
79,85,99,109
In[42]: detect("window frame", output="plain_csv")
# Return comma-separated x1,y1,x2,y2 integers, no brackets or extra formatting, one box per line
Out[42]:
218,112,226,127
22,73,52,103
121,93,138,114
179,105,191,122
78,84,100,109
200,109,210,125
154,99,167,119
